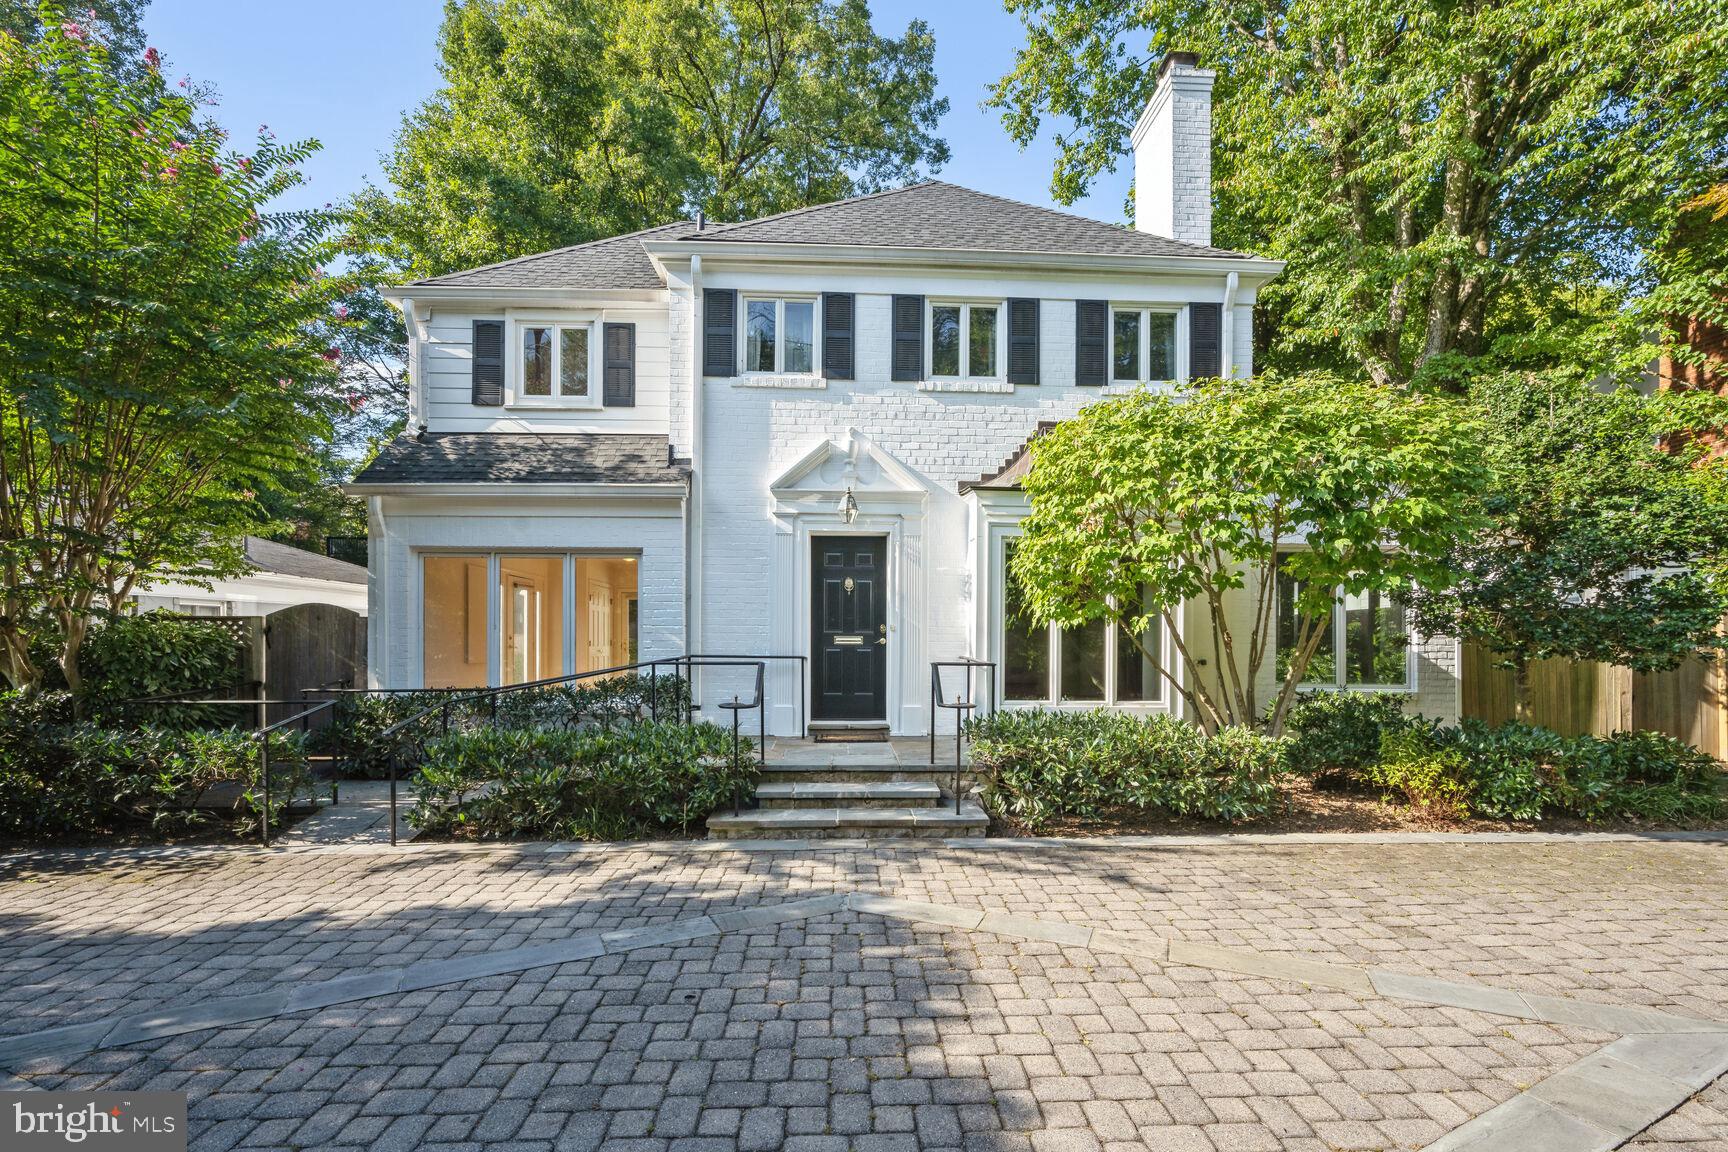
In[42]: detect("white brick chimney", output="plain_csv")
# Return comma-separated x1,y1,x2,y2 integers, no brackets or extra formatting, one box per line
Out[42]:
1131,51,1215,246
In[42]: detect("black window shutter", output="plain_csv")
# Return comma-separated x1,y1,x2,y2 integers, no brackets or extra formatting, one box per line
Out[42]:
471,319,505,406
891,294,924,382
603,322,635,407
1189,302,1222,380
703,289,736,377
1007,298,1040,386
822,293,854,379
1074,300,1107,386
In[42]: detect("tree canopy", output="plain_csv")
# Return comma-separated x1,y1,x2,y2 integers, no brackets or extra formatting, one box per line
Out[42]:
0,13,350,694
990,0,1728,388
351,0,949,280
1407,372,1728,721
1012,374,1487,734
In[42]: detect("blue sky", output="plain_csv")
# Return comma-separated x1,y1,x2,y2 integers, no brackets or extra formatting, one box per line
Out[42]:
142,0,1134,226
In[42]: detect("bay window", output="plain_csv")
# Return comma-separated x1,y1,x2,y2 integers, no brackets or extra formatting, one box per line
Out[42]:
999,537,1165,705
1275,558,1412,690
931,301,1003,380
513,320,594,404
744,297,816,374
421,552,640,688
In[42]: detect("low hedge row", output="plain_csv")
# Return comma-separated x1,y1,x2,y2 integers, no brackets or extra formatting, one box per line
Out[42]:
965,696,1726,832
1286,692,1726,823
409,719,753,841
311,673,693,779
964,709,1286,830
0,692,309,840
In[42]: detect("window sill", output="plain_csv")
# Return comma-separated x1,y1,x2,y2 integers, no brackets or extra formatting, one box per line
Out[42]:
505,401,601,411
728,374,827,390
1294,683,1415,695
919,379,1015,393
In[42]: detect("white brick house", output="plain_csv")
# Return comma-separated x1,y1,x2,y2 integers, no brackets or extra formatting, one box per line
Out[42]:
351,54,1462,734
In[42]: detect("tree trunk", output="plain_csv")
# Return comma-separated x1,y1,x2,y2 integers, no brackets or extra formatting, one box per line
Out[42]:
1511,655,1533,726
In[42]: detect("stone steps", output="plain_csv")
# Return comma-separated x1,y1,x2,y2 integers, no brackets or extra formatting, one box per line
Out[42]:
758,764,979,789
754,781,943,810
705,801,989,840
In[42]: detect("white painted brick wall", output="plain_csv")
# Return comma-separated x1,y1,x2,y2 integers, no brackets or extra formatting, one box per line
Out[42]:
1132,64,1215,246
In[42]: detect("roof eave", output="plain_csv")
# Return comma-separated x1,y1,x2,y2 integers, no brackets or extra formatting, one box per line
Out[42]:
344,480,689,498
643,238,1283,284
380,285,669,305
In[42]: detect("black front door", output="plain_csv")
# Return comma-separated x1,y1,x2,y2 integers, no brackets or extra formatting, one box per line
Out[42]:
811,536,888,721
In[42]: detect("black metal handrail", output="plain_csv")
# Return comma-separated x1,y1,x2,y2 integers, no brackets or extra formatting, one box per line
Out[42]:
372,654,789,844
929,659,998,814
109,695,337,846
715,662,767,817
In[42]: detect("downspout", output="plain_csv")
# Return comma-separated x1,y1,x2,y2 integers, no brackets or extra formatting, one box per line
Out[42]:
1220,272,1239,379
397,296,427,436
687,256,704,692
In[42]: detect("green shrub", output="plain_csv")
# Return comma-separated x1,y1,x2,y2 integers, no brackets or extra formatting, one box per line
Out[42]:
966,709,1289,830
0,694,309,840
1553,729,1724,822
80,614,246,725
410,719,752,840
1440,719,1560,821
492,673,693,732
1279,691,1414,783
1366,726,1471,818
310,690,457,778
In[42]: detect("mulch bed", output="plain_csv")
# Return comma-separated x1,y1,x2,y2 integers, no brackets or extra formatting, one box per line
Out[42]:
991,776,1728,838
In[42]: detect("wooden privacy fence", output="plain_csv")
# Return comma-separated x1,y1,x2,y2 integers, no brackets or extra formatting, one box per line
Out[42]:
1461,641,1728,757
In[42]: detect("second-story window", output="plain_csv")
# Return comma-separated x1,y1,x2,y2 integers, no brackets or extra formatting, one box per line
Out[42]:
514,319,594,405
1111,308,1179,383
930,301,1003,380
743,297,816,374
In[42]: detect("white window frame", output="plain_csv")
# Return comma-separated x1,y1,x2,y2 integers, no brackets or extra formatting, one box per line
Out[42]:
507,315,601,408
740,295,821,376
1273,557,1416,694
993,531,1167,708
928,299,1007,382
416,550,641,688
1110,304,1185,385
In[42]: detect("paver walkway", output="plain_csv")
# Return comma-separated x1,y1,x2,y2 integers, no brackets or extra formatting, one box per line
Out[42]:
2,835,1725,1150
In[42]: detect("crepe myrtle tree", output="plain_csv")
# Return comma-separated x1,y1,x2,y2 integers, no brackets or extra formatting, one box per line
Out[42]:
1407,371,1728,724
0,11,352,695
1011,375,1488,735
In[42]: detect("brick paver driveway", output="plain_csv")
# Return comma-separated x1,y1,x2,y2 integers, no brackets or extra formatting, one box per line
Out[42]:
2,834,1726,1150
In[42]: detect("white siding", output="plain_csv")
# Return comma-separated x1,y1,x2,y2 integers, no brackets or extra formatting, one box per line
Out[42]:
421,297,673,436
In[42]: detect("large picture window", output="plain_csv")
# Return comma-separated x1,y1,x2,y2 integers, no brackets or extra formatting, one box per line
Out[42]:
998,538,1165,705
930,301,1003,380
513,320,595,405
421,553,639,687
1274,558,1412,690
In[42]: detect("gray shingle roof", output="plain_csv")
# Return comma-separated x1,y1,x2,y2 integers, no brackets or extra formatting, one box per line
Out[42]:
243,537,367,585
688,181,1251,259
405,221,695,290
958,422,1060,494
349,433,689,488
400,182,1258,292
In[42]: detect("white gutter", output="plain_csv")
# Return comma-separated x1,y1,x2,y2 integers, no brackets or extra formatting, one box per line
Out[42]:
687,253,704,684
1220,271,1239,379
380,286,667,305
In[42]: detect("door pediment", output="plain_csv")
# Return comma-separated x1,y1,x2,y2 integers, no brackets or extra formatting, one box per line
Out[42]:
769,429,928,511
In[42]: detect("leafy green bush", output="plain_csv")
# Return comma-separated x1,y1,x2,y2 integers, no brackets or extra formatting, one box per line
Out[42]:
1366,726,1471,818
966,709,1288,830
410,719,752,840
312,674,694,779
1279,691,1414,783
0,694,309,840
80,614,246,725
1439,719,1560,821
